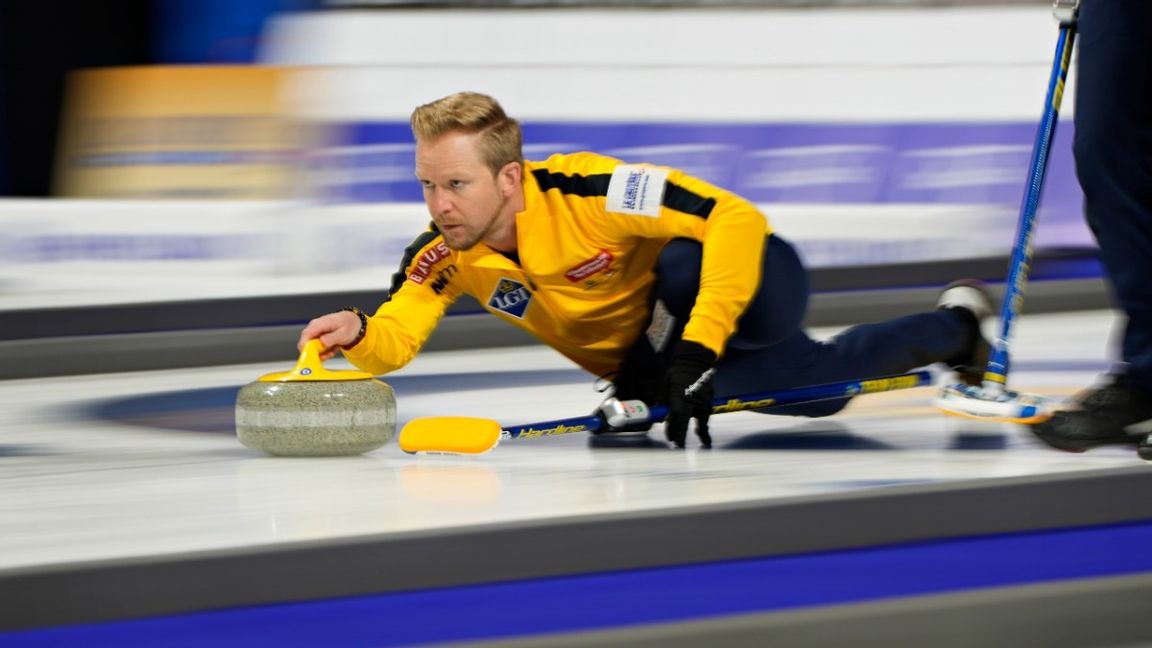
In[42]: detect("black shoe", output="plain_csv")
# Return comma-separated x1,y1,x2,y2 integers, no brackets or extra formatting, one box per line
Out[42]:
937,279,994,387
1030,374,1152,452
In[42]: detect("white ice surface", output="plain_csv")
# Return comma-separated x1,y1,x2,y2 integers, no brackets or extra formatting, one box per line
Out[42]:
0,310,1140,571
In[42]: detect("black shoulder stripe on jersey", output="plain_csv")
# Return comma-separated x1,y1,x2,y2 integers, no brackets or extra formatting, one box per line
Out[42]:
662,183,717,219
384,225,442,302
532,169,612,196
534,167,716,219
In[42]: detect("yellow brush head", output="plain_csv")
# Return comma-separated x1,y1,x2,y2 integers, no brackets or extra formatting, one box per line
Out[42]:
258,339,375,382
399,417,503,455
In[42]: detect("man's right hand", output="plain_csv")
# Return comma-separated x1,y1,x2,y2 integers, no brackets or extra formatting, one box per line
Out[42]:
298,310,364,360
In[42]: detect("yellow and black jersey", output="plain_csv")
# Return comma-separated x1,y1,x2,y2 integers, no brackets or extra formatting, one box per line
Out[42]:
343,151,772,377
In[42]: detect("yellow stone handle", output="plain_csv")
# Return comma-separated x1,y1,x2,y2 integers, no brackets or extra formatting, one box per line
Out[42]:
257,338,375,382
293,338,326,376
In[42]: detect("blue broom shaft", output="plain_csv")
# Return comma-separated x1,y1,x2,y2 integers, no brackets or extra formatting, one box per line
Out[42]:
986,25,1077,385
503,370,932,439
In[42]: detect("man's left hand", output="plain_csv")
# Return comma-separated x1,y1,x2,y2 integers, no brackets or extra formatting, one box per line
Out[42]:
662,340,717,448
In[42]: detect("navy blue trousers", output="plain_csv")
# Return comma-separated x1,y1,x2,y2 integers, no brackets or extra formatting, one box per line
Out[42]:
650,236,973,416
1073,0,1152,391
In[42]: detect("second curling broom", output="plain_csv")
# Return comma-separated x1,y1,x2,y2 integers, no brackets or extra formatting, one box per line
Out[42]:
936,0,1079,424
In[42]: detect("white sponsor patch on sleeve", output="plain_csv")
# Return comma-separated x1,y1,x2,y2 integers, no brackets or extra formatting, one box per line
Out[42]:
605,165,668,217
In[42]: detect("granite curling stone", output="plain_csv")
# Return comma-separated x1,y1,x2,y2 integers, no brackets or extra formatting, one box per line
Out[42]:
235,339,395,456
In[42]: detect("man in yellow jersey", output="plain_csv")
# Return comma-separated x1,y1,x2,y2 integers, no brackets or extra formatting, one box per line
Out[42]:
299,92,992,448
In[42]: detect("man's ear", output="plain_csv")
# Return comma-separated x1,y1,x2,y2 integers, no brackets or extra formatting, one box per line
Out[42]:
498,161,522,196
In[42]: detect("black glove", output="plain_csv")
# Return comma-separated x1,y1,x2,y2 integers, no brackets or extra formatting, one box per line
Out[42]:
661,340,717,449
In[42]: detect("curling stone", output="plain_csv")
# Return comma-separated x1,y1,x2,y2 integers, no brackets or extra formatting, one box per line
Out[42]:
235,339,395,456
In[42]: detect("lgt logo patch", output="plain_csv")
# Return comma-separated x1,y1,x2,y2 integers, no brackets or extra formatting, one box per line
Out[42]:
488,278,532,319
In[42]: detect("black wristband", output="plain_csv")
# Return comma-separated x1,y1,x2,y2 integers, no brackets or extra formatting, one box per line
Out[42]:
339,307,368,349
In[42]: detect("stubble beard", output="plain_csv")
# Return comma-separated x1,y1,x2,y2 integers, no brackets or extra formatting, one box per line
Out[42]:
441,194,508,252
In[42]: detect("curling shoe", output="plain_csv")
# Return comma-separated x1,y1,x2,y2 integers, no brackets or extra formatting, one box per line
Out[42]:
937,279,994,387
1031,374,1152,452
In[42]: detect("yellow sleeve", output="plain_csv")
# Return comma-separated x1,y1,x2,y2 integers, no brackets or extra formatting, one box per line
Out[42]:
341,231,459,375
583,154,771,357
666,169,769,357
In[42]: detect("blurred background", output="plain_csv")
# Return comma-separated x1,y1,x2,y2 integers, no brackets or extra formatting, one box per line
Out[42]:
7,3,1148,644
0,0,1099,378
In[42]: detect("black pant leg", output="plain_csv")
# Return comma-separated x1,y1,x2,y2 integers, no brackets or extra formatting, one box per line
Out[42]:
1073,0,1152,389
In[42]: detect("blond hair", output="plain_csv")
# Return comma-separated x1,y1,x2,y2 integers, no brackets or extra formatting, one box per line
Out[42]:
410,92,523,175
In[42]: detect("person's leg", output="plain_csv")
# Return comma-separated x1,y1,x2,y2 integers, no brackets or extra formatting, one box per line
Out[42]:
658,234,809,350
716,305,979,417
643,235,982,417
1031,0,1152,452
611,234,813,406
1074,0,1152,390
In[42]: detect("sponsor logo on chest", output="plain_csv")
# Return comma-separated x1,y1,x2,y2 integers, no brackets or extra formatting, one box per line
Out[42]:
488,277,532,319
564,250,614,282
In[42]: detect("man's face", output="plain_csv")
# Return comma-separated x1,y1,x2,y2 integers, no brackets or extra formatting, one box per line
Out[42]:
415,131,512,251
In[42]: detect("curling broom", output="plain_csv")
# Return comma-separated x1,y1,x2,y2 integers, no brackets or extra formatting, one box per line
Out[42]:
399,370,932,455
936,2,1078,424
